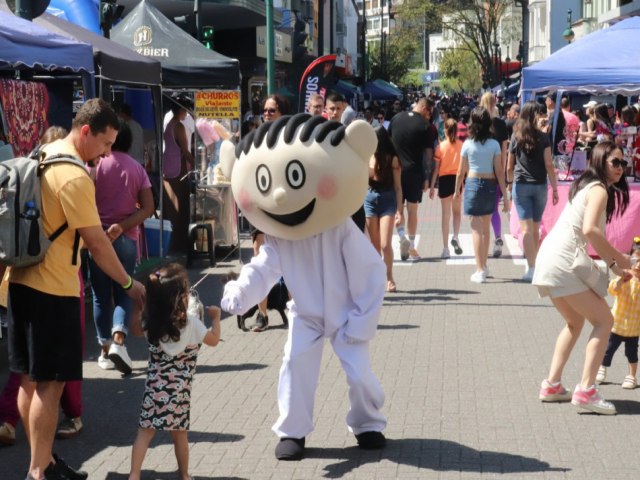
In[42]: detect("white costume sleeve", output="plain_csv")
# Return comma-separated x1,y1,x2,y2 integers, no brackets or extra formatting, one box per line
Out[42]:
221,242,283,315
341,224,386,342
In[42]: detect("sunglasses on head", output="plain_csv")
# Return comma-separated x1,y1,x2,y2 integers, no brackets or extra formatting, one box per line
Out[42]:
609,158,628,169
263,108,277,114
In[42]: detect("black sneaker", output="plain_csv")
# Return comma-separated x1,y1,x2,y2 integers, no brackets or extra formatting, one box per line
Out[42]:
251,312,269,332
48,454,88,480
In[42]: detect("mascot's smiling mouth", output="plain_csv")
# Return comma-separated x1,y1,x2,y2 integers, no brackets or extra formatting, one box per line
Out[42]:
262,199,316,226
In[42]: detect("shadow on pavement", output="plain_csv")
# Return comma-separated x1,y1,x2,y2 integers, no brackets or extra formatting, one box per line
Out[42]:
106,473,248,480
377,324,419,330
596,399,640,415
195,363,267,374
307,438,568,478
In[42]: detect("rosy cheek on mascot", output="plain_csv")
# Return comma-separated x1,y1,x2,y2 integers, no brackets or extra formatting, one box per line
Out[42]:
220,113,387,460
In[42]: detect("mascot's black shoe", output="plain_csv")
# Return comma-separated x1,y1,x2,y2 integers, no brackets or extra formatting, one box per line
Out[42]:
275,437,306,460
356,431,386,450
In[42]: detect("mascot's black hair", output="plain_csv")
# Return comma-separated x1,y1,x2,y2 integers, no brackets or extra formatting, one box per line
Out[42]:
236,113,348,158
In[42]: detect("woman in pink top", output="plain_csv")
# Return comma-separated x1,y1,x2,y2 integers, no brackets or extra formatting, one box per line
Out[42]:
90,122,154,375
430,119,463,259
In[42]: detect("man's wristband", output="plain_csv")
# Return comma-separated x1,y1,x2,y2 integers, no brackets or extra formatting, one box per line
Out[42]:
122,275,133,290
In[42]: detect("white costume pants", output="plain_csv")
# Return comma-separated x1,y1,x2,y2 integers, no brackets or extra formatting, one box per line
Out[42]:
272,315,387,439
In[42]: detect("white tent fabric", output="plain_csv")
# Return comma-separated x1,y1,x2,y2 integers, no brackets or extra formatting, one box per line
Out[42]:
521,17,640,96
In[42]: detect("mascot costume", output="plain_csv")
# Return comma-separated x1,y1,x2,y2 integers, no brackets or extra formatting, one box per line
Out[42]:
220,113,387,460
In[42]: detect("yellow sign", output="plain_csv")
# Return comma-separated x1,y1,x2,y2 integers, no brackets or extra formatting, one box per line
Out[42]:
195,90,240,119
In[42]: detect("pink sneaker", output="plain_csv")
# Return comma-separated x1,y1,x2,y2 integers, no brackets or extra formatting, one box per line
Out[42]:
571,384,616,415
539,380,572,402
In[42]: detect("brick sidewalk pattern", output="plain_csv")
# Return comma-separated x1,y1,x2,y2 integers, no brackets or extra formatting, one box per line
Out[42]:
2,198,639,479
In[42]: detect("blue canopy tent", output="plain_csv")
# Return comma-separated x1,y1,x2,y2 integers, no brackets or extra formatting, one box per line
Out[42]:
333,80,358,100
0,11,95,97
364,79,402,100
521,17,640,99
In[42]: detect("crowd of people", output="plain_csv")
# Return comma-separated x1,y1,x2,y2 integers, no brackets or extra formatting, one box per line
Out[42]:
1,88,639,478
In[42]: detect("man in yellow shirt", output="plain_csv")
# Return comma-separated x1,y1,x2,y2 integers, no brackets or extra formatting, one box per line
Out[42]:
8,99,146,480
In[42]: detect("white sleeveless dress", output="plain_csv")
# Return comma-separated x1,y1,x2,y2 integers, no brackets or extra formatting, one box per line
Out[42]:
532,181,607,298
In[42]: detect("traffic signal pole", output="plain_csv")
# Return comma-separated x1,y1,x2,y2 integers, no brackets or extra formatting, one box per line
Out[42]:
266,0,275,95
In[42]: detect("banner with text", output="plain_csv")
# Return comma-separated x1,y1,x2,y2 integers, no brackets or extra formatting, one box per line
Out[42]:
298,54,336,113
195,90,241,119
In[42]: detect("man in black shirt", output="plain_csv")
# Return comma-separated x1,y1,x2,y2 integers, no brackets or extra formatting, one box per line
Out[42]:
388,97,437,260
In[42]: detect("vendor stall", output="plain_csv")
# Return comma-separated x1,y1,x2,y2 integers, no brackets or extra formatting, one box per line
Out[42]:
0,11,94,156
111,0,241,256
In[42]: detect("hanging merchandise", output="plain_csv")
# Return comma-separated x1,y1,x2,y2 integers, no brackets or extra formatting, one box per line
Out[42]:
0,79,49,157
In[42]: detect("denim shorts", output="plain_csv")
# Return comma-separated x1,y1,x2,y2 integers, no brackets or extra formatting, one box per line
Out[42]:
512,183,548,222
364,188,397,217
463,177,496,216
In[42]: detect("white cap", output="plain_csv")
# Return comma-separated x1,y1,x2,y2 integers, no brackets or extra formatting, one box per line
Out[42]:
583,100,598,108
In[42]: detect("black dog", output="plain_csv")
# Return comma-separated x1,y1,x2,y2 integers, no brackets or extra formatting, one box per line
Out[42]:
224,273,289,331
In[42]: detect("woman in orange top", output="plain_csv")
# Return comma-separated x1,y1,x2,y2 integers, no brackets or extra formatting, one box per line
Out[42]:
430,118,464,258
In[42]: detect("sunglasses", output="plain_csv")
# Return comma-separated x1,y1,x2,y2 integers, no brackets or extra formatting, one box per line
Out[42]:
263,108,277,114
609,158,628,169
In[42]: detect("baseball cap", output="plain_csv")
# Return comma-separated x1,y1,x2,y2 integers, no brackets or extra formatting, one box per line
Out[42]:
582,100,598,108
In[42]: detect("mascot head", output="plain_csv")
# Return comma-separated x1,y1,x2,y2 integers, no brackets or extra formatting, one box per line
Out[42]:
220,113,377,241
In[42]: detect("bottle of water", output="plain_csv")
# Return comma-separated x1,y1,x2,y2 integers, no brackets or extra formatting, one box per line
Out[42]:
24,201,38,220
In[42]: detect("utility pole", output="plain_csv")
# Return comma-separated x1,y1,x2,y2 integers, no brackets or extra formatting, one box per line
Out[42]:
266,0,275,94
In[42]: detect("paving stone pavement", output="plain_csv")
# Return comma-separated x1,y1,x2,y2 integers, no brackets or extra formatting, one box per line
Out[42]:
2,198,640,479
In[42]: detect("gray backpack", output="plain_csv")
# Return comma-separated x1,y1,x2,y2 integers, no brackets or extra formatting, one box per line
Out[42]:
0,149,87,268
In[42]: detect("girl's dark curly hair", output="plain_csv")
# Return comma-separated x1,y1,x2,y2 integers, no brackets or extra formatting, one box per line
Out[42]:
143,263,190,345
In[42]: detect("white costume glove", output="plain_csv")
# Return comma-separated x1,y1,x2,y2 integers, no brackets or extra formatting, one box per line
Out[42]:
221,284,244,314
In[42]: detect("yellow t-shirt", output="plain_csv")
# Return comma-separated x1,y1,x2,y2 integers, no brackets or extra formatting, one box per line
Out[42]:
9,140,100,297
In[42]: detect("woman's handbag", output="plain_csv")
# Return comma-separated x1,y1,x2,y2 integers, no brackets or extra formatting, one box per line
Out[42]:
571,244,609,297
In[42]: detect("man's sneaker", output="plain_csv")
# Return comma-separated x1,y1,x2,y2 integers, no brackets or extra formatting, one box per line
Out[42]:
470,270,487,284
408,248,421,262
571,384,617,415
0,421,15,445
538,380,572,402
97,352,115,370
492,237,503,258
399,236,410,261
48,454,88,480
56,417,83,440
596,366,607,384
440,248,450,259
108,343,133,375
450,237,463,255
622,375,637,389
252,312,269,332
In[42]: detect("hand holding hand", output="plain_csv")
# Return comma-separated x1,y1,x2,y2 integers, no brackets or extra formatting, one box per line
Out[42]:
125,279,146,311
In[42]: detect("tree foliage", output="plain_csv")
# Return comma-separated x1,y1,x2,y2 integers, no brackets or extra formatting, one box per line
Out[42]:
367,34,416,84
438,47,482,93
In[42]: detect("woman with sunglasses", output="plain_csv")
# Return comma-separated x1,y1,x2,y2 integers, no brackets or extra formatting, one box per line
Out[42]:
251,94,290,332
534,141,632,415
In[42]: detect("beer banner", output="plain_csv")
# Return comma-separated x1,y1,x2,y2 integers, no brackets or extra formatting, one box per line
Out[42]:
298,54,336,113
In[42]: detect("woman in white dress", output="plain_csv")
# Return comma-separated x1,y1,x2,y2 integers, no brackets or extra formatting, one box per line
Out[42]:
533,141,632,414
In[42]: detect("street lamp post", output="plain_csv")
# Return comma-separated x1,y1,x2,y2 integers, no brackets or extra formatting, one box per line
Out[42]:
563,9,575,43
493,41,500,87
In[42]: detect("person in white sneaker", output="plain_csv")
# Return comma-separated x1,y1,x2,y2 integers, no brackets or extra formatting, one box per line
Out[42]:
454,107,510,284
430,118,463,260
597,241,640,390
88,123,154,376
507,102,559,283
533,142,632,415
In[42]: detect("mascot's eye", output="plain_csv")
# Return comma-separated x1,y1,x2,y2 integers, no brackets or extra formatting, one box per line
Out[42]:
256,164,272,193
286,160,305,189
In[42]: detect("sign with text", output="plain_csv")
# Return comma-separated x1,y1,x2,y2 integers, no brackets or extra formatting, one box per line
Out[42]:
256,26,292,63
195,90,240,119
